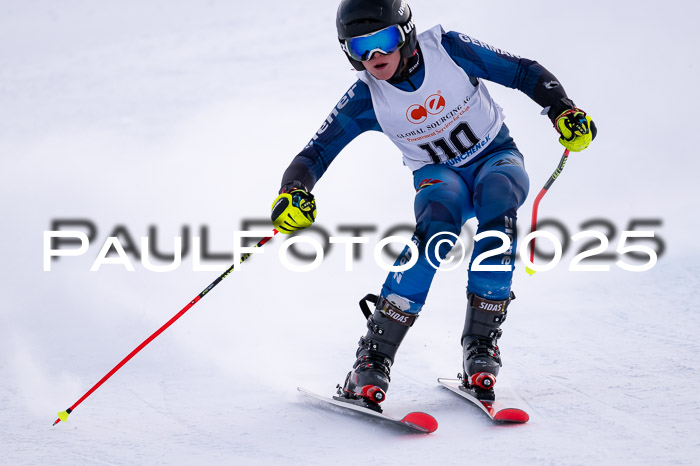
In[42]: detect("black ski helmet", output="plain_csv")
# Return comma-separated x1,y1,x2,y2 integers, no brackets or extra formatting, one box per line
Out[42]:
336,0,417,71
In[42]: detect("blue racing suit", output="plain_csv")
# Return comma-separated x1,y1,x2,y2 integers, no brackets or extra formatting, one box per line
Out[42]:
280,29,574,309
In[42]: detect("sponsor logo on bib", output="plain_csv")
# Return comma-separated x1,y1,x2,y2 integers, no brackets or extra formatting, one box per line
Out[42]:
406,92,446,124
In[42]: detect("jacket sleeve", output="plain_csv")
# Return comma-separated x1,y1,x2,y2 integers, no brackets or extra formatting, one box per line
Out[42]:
441,31,575,121
280,80,381,192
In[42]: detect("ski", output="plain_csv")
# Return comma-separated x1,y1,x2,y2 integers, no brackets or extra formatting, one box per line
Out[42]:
437,377,529,423
297,387,438,434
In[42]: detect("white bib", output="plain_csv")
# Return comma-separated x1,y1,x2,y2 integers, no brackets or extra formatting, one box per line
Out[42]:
358,25,505,171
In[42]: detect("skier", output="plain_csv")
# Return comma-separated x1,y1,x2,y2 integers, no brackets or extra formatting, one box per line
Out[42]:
271,0,595,409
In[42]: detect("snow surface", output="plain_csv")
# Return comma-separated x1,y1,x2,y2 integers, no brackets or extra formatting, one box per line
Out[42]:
2,0,699,464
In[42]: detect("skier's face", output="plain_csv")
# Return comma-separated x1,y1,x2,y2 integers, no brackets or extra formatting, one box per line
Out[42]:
364,49,401,80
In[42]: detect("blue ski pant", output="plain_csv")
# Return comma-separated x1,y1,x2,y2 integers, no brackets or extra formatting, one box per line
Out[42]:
381,148,530,311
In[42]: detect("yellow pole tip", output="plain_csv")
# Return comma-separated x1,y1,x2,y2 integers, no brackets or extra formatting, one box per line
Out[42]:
525,267,536,276
58,410,70,423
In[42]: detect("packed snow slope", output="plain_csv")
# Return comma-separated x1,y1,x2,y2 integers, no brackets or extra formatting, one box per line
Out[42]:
1,1,698,465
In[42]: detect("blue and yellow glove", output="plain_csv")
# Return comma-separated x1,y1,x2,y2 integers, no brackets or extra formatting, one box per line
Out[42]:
554,108,597,152
271,182,317,234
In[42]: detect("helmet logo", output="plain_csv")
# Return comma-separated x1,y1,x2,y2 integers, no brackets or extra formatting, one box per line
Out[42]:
398,0,406,16
406,93,446,124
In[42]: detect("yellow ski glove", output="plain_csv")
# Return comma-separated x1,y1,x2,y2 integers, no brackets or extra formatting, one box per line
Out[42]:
271,184,317,234
554,108,597,152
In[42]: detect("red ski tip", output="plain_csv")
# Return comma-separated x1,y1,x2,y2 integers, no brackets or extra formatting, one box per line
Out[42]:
493,408,529,423
400,412,439,433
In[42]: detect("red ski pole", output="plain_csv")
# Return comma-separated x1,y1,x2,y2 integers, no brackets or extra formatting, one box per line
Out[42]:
53,229,279,426
526,149,570,275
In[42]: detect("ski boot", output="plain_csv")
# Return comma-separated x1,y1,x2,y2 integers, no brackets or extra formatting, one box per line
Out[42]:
460,292,514,401
338,293,418,412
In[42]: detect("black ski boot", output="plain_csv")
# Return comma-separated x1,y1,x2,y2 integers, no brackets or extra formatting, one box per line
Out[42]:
461,292,514,401
338,293,418,412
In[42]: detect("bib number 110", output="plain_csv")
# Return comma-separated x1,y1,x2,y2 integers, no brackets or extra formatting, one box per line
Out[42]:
418,121,480,163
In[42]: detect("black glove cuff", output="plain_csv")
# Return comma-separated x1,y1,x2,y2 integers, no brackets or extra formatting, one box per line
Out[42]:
547,97,576,124
279,180,309,195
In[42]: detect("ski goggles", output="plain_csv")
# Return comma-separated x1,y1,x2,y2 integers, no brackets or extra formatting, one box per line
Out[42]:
344,24,405,62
